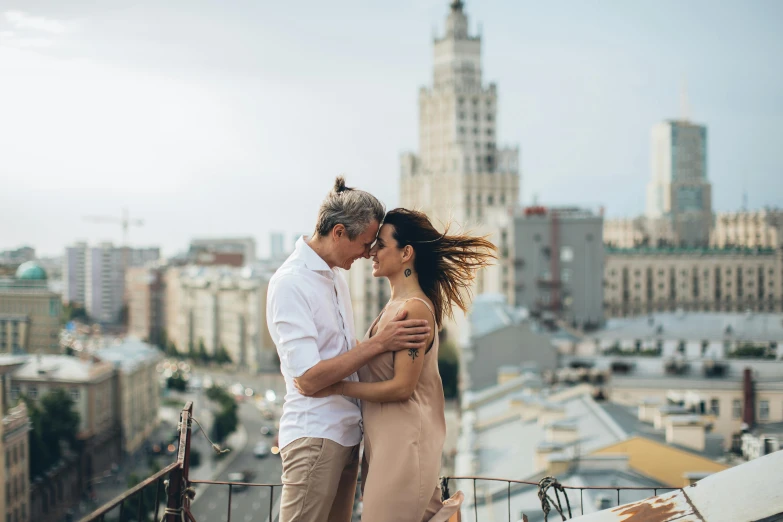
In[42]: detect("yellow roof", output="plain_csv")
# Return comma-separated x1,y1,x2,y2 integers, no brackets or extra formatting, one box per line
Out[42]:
591,436,729,487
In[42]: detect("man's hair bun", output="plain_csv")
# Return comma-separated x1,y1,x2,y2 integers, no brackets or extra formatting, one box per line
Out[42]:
333,176,352,194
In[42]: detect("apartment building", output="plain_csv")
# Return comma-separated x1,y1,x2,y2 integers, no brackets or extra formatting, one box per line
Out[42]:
96,340,161,456
165,266,277,370
0,357,30,522
125,266,166,347
10,355,120,479
604,246,783,317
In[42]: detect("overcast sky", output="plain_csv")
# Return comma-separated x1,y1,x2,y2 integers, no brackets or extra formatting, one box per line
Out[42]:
1,0,781,257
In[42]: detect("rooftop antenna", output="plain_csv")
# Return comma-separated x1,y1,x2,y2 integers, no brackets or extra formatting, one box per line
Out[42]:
680,76,690,123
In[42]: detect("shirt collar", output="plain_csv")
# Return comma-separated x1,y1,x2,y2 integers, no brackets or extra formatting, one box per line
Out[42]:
295,236,333,274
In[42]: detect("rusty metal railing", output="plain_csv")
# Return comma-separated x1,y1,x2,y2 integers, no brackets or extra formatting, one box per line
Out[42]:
441,475,682,522
79,402,196,522
79,402,681,522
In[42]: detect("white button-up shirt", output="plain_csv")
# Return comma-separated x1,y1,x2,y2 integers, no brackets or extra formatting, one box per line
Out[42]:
266,236,361,450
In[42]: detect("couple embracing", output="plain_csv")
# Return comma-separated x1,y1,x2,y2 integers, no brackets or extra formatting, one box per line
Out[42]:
266,177,495,522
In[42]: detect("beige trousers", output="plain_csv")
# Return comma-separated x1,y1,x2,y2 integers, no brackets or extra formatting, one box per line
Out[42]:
279,437,360,522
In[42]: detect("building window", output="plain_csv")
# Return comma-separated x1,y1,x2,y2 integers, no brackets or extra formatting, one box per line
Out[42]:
28,386,37,399
70,388,80,400
10,385,19,400
760,400,770,420
732,399,742,419
710,399,720,416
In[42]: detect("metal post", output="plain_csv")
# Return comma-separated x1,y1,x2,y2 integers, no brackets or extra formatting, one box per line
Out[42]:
227,484,233,522
269,485,274,522
137,490,144,521
508,481,511,522
473,479,478,522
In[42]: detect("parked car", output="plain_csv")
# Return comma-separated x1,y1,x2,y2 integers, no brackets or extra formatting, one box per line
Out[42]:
259,425,276,437
227,472,248,491
253,442,270,458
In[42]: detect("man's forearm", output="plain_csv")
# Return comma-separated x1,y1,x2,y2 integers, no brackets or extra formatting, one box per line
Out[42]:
296,338,382,395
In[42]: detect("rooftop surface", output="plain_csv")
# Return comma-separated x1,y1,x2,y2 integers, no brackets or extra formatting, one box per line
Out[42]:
594,311,783,342
11,354,114,383
469,293,530,338
97,338,162,373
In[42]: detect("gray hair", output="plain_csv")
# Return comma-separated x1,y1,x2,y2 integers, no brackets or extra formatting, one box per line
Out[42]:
314,176,385,240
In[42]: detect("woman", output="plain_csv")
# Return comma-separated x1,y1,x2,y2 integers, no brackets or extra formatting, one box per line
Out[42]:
297,208,496,522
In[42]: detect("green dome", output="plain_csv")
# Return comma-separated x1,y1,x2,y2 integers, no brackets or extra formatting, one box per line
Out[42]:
16,261,47,280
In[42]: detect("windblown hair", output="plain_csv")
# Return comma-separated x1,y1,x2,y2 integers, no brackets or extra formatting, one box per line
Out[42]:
314,176,385,240
383,208,497,327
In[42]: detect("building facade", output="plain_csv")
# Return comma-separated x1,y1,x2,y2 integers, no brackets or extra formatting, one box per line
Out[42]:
606,210,783,251
166,266,276,370
513,207,605,327
64,242,87,306
126,266,166,347
1,358,30,522
64,243,160,324
646,120,712,247
0,263,61,354
0,247,35,267
96,340,160,457
188,237,256,266
604,247,783,317
711,209,783,249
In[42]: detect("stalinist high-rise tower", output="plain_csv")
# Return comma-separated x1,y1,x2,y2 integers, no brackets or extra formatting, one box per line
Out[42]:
350,1,520,337
400,0,520,229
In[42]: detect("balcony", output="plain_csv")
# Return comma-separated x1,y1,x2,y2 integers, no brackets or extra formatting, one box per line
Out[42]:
79,403,783,522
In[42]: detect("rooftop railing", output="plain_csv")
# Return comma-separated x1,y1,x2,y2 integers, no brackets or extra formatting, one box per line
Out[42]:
76,403,693,522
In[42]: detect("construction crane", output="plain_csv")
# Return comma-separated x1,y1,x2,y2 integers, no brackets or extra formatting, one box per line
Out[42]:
82,208,144,245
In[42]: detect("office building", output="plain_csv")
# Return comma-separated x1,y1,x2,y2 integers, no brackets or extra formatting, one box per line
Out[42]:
646,120,712,247
513,207,605,327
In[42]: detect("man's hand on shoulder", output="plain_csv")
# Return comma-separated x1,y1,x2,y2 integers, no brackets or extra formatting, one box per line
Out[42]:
370,308,431,354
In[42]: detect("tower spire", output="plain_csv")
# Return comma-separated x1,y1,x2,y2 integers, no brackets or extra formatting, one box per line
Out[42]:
450,0,464,11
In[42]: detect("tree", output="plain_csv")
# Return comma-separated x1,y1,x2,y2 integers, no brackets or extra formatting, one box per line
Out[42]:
61,302,88,325
198,339,209,364
215,345,232,365
158,328,169,352
24,389,80,479
438,340,460,400
39,389,80,461
167,372,187,392
121,463,163,522
206,385,238,443
24,399,51,478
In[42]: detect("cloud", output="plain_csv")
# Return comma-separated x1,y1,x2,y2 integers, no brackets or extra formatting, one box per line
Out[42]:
4,10,68,34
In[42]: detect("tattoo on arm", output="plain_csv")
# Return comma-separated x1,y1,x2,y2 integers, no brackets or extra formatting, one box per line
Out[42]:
407,348,419,361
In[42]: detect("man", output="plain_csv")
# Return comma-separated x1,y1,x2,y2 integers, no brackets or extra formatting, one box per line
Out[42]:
267,176,432,522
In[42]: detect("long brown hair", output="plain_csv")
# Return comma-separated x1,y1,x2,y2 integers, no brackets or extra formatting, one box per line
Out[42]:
383,208,497,327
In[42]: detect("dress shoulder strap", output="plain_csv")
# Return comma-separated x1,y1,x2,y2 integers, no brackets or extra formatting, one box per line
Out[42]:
404,297,436,323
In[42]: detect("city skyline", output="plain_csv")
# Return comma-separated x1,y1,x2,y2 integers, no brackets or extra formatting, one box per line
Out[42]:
1,0,782,256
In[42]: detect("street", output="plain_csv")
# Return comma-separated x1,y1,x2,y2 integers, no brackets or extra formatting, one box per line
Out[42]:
189,400,283,522
188,371,285,522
